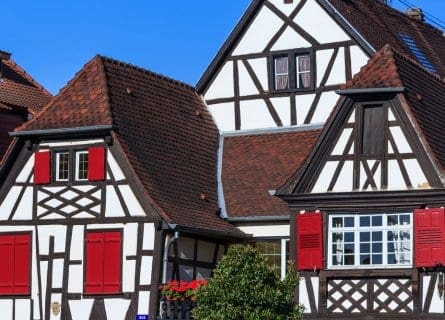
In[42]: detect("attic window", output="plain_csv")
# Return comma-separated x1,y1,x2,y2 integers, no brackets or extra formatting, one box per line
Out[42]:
270,50,314,92
399,33,438,73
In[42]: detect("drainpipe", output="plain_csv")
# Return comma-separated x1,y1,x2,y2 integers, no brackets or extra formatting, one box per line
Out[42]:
162,231,180,283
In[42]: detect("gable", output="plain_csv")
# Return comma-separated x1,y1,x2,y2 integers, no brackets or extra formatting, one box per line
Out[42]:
199,0,369,131
293,94,443,194
0,139,154,223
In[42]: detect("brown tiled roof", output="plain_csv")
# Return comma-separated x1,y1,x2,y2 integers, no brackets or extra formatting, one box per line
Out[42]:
343,44,445,170
222,128,321,217
0,59,51,114
18,55,239,234
0,57,51,163
328,0,445,77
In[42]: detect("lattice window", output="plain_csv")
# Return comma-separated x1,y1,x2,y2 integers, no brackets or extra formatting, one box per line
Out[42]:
328,213,412,268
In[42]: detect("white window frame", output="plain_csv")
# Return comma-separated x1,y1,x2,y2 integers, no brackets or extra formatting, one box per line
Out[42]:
75,150,88,181
295,54,311,89
256,238,289,279
55,152,70,182
328,213,413,269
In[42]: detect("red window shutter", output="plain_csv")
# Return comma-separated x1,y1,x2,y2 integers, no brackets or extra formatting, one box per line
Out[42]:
85,232,104,294
415,208,445,267
88,147,106,181
103,231,122,294
85,231,121,294
297,211,323,271
0,235,14,294
34,151,51,185
13,234,31,294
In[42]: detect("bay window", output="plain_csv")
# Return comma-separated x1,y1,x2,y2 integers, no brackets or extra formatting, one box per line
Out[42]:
328,213,412,268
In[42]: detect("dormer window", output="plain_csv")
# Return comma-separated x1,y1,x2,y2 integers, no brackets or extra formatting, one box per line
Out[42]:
34,146,105,185
361,105,384,157
270,50,314,92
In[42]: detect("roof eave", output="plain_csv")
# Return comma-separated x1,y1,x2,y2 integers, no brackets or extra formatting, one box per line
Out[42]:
167,223,249,240
10,125,116,138
336,87,406,96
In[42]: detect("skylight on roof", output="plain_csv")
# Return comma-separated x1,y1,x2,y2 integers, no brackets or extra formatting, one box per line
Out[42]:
399,33,438,74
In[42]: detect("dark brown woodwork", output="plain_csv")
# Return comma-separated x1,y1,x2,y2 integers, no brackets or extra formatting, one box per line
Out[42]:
233,60,241,130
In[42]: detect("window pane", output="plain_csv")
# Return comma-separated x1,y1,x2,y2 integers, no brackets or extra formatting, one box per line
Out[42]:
360,232,370,242
360,216,370,227
296,55,311,89
360,243,370,253
360,255,370,265
372,254,382,264
77,152,89,180
372,232,382,241
344,232,354,242
256,240,281,269
372,216,382,226
274,57,289,90
344,217,354,227
332,217,342,228
57,152,70,181
388,215,398,226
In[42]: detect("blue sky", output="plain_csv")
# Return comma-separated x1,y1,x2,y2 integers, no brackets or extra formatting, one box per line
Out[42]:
3,0,444,94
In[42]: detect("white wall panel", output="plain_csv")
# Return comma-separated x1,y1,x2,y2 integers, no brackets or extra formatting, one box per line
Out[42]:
40,139,103,147
316,49,334,87
248,58,268,91
123,259,136,292
11,187,33,220
240,99,276,130
233,7,283,55
138,291,150,315
208,103,236,132
140,256,153,285
271,26,311,51
295,1,350,44
15,299,30,320
0,300,13,320
332,161,353,192
107,151,125,181
390,127,412,153
271,97,291,126
238,62,260,96
69,300,94,320
312,161,338,193
52,259,64,288
119,185,145,217
0,186,22,220
299,277,311,313
16,155,34,183
70,226,83,262
204,62,234,99
124,223,138,256
311,92,340,124
404,159,428,189
326,47,346,85
269,0,300,16
331,128,353,156
237,224,289,237
350,45,369,77
104,299,131,320
143,223,155,251
296,93,315,124
105,186,126,217
68,265,83,293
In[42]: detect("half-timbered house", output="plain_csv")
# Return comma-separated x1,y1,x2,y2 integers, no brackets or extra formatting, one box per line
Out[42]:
0,55,243,320
198,0,444,131
276,45,445,318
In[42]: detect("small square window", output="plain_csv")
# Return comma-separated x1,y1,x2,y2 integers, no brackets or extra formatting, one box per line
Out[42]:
55,152,70,181
75,151,89,181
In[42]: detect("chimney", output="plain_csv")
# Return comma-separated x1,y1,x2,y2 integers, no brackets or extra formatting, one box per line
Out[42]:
406,8,424,21
0,50,11,80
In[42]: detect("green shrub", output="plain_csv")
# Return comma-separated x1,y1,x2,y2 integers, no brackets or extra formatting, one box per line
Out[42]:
193,244,302,320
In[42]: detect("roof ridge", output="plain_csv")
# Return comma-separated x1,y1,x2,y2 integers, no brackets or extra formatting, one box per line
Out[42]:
3,59,52,97
99,55,196,92
95,56,114,126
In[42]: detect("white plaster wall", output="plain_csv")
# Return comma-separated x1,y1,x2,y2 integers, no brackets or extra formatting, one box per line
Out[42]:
311,91,340,123
119,185,146,217
104,299,131,320
247,58,269,91
326,47,346,86
331,128,353,155
296,93,315,124
143,223,155,251
312,161,338,193
40,139,104,147
50,293,62,320
107,151,125,181
350,45,369,76
270,97,291,126
233,6,283,55
238,61,260,96
68,265,83,293
0,300,13,320
37,225,67,255
237,224,289,237
0,186,22,220
204,62,234,99
269,0,300,16
317,49,334,87
105,186,126,217
208,102,236,132
423,275,445,313
295,1,350,44
15,299,30,320
140,256,153,285
16,154,34,183
69,299,94,320
240,99,276,130
138,291,150,315
332,161,353,192
271,26,311,51
13,187,34,220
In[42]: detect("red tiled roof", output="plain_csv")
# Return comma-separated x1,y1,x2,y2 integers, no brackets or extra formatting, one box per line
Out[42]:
222,129,321,217
17,55,239,234
328,0,445,77
0,59,51,114
343,44,445,170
